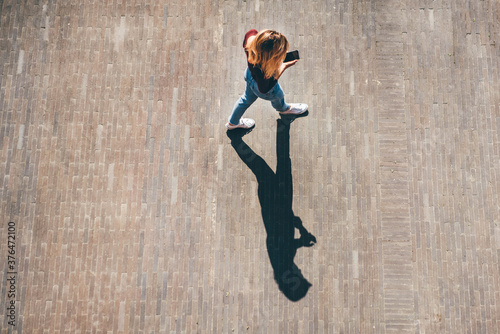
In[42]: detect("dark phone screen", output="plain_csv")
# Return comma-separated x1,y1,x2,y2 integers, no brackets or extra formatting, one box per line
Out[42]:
284,50,300,62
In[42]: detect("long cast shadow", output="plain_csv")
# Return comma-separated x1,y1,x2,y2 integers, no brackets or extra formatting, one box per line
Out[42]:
227,118,316,301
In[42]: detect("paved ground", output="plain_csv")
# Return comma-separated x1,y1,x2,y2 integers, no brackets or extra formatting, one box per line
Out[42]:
1,0,499,333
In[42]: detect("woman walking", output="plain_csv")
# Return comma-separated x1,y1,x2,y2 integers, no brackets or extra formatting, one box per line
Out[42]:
226,29,308,130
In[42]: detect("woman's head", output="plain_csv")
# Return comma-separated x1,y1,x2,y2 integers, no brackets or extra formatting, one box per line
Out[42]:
247,29,289,79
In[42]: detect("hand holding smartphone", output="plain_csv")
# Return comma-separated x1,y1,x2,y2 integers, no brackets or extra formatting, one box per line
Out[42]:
284,50,300,62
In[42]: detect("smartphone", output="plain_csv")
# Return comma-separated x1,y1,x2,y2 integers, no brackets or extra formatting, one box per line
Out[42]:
284,50,300,62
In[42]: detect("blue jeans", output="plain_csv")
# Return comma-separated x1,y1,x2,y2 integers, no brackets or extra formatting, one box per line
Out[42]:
228,68,290,125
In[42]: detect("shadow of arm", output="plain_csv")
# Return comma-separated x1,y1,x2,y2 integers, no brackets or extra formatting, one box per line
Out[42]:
293,216,317,248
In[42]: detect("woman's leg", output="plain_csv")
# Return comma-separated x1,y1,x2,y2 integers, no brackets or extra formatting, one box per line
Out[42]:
228,73,258,125
257,83,308,116
267,83,290,112
268,83,308,115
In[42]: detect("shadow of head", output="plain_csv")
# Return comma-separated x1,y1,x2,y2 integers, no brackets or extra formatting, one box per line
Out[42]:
276,265,312,302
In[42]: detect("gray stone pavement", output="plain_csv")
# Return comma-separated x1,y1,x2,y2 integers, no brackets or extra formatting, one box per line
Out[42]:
0,0,499,333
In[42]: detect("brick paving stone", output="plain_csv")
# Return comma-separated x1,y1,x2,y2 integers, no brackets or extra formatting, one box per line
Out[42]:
0,0,499,333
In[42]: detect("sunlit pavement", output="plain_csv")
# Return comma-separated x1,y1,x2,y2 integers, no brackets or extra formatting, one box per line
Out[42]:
1,1,499,332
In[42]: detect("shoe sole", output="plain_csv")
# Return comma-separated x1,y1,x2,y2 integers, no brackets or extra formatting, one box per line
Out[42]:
280,110,309,119
279,108,308,115
226,123,255,130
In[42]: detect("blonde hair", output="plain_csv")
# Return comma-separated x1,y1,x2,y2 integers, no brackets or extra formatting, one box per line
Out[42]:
247,30,289,79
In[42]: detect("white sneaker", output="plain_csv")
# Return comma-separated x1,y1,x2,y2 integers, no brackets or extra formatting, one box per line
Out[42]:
279,103,308,115
225,118,255,130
